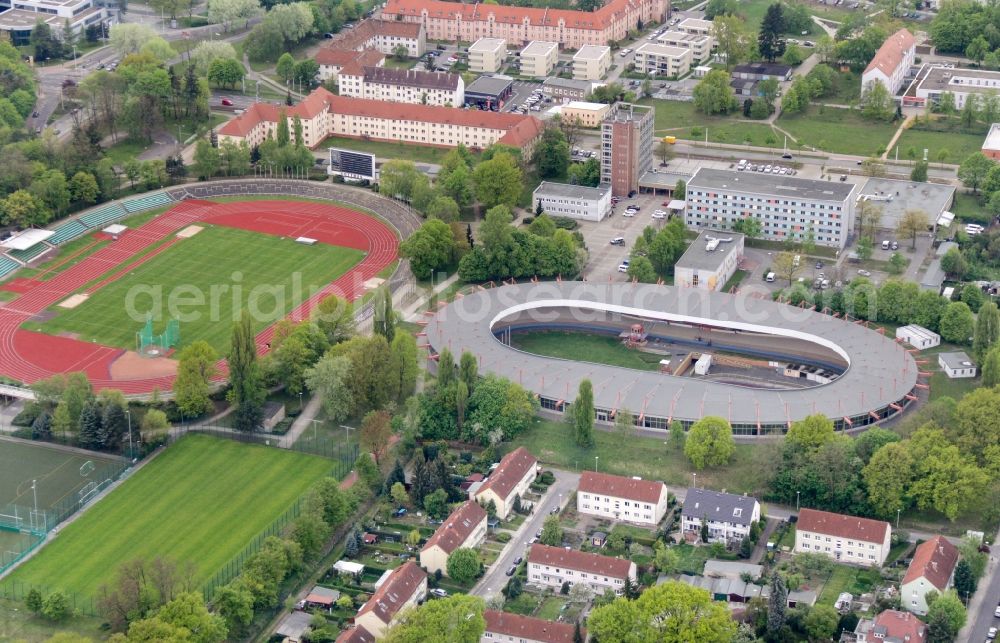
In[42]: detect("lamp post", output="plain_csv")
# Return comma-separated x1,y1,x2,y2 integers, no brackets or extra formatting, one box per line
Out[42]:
796,490,800,512
126,408,133,460
692,472,696,489
896,508,901,529
594,456,598,472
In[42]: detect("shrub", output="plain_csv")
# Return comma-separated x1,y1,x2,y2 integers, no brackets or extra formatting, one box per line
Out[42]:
496,532,512,543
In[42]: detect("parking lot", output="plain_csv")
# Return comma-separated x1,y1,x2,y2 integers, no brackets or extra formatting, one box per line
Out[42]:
504,81,548,114
579,192,675,282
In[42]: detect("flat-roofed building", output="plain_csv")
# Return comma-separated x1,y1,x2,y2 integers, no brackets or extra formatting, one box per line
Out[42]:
474,447,538,519
482,610,582,643
419,500,488,575
353,561,427,639
685,168,857,249
469,37,507,73
542,76,598,101
657,30,713,63
0,0,106,44
862,28,915,96
911,65,1000,109
674,230,745,291
732,62,792,82
572,44,611,81
533,181,612,222
464,75,515,110
677,17,713,37
337,65,465,106
895,324,940,350
576,471,669,525
520,40,558,77
794,508,891,566
559,100,610,128
601,102,654,197
527,544,637,594
938,351,976,379
633,42,692,78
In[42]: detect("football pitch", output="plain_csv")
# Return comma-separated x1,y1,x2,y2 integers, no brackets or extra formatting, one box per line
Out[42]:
28,225,364,353
7,434,334,598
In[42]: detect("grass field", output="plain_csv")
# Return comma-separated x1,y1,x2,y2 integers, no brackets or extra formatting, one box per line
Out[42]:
893,126,986,166
0,597,106,643
777,106,896,157
817,564,882,605
319,135,464,164
29,225,363,353
8,434,333,598
637,99,781,147
511,330,665,371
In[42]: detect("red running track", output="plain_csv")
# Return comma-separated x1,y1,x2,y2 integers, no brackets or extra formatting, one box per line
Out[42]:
0,199,399,394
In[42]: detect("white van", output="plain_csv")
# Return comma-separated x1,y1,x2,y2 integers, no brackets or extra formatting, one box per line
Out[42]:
793,254,801,267
766,272,775,282
881,240,890,250
737,159,748,170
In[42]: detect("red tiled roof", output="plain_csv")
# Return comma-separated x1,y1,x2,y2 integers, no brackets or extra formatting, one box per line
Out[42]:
217,87,338,137
335,625,376,643
483,610,582,643
331,17,423,50
902,536,959,591
421,500,487,555
864,28,914,78
578,471,666,505
316,47,386,68
355,561,426,625
476,447,538,502
383,0,645,31
797,508,890,545
872,610,926,642
528,543,634,579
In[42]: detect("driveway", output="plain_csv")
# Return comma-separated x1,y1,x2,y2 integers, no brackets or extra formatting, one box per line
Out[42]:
470,469,580,599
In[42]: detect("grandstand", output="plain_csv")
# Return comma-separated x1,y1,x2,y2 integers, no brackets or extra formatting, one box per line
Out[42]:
79,203,126,229
122,192,172,213
48,220,88,245
0,256,18,280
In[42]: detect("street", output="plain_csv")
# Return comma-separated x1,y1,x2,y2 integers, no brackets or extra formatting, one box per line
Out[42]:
961,527,1000,643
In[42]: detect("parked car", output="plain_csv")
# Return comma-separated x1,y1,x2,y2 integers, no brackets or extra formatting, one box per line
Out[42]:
652,210,666,219
221,98,234,106
430,588,448,597
506,565,517,576
891,241,899,250
610,237,626,246
858,269,872,277
623,209,635,218
394,507,407,517
618,262,630,273
513,556,523,565
815,261,824,269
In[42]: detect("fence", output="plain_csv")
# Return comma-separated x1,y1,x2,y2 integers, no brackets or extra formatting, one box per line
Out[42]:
0,578,100,616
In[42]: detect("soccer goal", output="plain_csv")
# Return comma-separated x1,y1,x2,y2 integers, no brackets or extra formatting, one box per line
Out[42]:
80,460,95,477
78,481,99,505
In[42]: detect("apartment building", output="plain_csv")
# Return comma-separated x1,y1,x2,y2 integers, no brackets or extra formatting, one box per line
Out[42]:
794,508,892,566
576,471,669,526
680,487,761,544
657,30,713,63
381,0,666,51
533,181,612,222
854,610,927,643
474,447,538,519
327,17,427,57
632,42,692,78
541,77,597,101
901,536,959,615
684,168,857,249
0,0,106,44
338,65,465,106
218,88,543,154
600,102,654,197
353,561,427,639
572,44,611,81
316,48,385,82
520,40,558,77
559,101,610,127
482,610,582,643
678,17,712,36
862,28,915,96
419,500,488,576
469,37,507,73
527,544,637,595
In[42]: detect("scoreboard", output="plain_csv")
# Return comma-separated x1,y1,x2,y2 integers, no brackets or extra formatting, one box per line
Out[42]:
328,148,377,181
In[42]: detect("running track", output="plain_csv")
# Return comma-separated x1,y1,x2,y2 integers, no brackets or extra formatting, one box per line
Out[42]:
0,200,398,394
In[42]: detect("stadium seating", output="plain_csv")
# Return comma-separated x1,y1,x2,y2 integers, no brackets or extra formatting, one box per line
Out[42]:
7,243,49,264
79,203,126,229
48,220,88,245
122,192,173,213
0,256,19,279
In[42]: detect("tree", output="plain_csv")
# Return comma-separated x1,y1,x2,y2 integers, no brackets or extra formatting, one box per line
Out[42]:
459,351,478,392
540,515,562,546
174,341,218,418
758,3,787,62
732,216,762,240
2,190,47,228
213,581,255,635
586,581,737,643
41,591,70,622
473,152,522,209
939,301,974,344
974,300,1000,361
786,414,836,451
705,0,737,19
374,287,396,344
391,333,419,400
958,152,995,193
25,588,43,614
572,379,594,448
772,251,802,287
207,58,245,89
862,157,887,178
390,482,410,508
961,282,985,314
897,209,929,249
926,590,966,641
911,159,929,182
355,452,381,491
360,410,392,465
426,196,460,223
209,0,263,31
423,488,448,519
782,41,804,66
982,345,1000,387
69,171,99,205
967,35,990,65
674,180,686,200
684,416,736,469
767,572,788,633
228,311,264,432
712,15,750,70
193,139,221,179
446,548,481,583
383,594,485,643
860,82,894,121
804,604,839,642
953,558,976,600
304,354,353,422
109,23,158,56
940,247,967,279
627,256,657,283
466,375,537,444
534,127,570,179
693,70,738,115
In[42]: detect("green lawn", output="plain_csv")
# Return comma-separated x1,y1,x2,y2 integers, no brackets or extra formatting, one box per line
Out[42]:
510,330,665,371
508,419,765,495
637,99,780,147
737,0,855,32
777,106,897,157
320,135,464,165
672,543,712,575
29,225,363,353
8,435,333,599
894,121,988,165
104,139,154,165
817,564,882,605
0,597,107,643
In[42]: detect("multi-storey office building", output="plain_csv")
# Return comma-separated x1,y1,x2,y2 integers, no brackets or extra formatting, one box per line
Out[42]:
600,102,654,197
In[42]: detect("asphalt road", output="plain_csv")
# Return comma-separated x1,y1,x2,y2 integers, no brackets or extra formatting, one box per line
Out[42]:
962,529,1000,643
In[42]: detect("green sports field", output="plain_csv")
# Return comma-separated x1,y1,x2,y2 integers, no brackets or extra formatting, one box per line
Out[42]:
8,434,333,598
27,225,364,354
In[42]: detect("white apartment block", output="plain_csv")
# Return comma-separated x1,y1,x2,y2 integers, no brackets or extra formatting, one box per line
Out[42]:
794,508,892,567
527,544,637,595
632,42,692,78
474,447,538,519
353,562,427,639
533,182,611,222
576,471,669,526
861,28,914,96
572,44,611,81
685,168,857,249
677,17,713,37
419,501,487,576
680,487,761,544
469,37,507,73
482,610,580,643
520,40,558,77
337,66,465,107
0,0,106,43
911,66,1000,110
559,101,610,128
657,30,714,63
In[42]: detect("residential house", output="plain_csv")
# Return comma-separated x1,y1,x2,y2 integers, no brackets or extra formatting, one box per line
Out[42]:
519,40,559,77
680,488,761,544
337,65,465,107
656,30,713,63
861,28,915,96
353,561,427,639
794,508,892,566
576,471,669,526
482,610,583,642
316,48,386,82
527,544,637,595
632,42,692,78
901,536,959,615
474,447,538,519
326,18,427,57
854,609,927,643
419,500,488,576
469,37,507,73
572,45,611,81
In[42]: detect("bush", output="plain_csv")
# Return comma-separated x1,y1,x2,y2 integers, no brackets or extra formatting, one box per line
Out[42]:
41,592,70,621
496,532,512,543
12,403,40,427
539,471,555,485
551,216,578,230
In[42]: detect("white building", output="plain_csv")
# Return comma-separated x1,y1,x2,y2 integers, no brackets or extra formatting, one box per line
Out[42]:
680,487,761,544
337,65,465,107
533,182,612,222
474,447,537,519
677,17,713,37
481,611,581,643
520,40,558,77
325,17,427,58
895,324,940,350
901,536,959,615
938,351,976,379
527,544,637,595
685,168,857,249
316,49,385,82
632,42,692,78
0,0,106,44
419,500,487,576
657,30,713,63
469,37,507,74
674,230,745,291
572,44,611,81
352,561,427,639
559,101,611,128
909,66,1000,110
794,508,891,566
861,28,915,97
576,471,669,526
